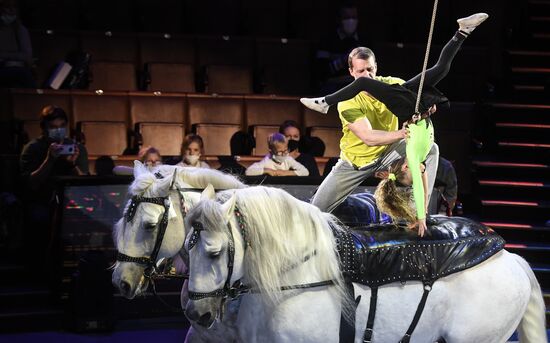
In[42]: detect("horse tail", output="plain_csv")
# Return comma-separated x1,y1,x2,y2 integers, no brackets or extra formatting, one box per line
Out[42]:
513,254,548,343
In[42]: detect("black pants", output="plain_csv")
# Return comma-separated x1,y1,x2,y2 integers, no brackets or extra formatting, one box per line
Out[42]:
325,32,466,121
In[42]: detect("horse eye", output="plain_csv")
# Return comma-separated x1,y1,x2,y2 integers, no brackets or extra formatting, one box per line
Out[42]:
144,223,157,231
208,251,221,259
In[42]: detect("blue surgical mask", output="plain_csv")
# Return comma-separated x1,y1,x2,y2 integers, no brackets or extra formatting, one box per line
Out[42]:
48,127,66,142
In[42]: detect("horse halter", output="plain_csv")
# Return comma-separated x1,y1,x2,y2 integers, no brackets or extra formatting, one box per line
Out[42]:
116,189,186,278
187,207,249,301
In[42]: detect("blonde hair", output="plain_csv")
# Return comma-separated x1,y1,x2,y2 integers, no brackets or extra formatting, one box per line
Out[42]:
374,158,416,223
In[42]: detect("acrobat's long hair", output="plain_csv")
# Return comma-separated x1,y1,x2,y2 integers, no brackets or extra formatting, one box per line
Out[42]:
374,158,416,224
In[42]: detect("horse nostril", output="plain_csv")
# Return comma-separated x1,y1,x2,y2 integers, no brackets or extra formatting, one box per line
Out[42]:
120,280,131,294
197,312,212,327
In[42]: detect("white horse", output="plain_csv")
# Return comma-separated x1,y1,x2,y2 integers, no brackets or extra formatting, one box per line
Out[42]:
184,185,548,343
112,161,245,342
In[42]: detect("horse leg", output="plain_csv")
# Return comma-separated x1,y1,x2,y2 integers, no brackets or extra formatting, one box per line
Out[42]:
512,255,548,343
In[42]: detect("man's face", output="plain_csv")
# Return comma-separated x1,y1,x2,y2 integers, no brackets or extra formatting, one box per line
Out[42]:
46,118,67,131
349,56,377,80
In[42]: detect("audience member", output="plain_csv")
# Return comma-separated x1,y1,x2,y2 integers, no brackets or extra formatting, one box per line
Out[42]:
435,157,458,215
279,120,320,177
19,105,88,261
0,0,35,88
177,134,210,169
113,146,162,175
315,2,369,93
245,133,309,177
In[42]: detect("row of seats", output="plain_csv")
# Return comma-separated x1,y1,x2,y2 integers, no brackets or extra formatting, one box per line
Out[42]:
31,31,312,94
19,0,500,44
3,89,342,157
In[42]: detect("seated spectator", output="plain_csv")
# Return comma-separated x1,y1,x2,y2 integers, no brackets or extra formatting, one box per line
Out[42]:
0,0,35,88
435,156,458,216
279,120,320,177
177,134,210,169
113,146,163,175
19,105,89,262
245,133,309,177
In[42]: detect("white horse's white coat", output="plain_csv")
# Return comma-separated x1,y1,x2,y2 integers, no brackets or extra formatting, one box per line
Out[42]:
112,163,245,343
185,186,547,343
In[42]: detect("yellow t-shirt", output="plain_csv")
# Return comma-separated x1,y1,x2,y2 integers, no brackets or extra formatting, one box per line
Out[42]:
337,76,405,168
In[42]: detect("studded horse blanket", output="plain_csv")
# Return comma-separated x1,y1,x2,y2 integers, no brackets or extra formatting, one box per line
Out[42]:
333,215,505,286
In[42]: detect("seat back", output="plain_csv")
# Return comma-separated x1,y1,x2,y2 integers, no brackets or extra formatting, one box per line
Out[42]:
148,63,195,92
89,62,137,91
138,123,184,156
206,65,253,94
308,126,342,157
193,124,241,156
79,121,127,155
250,125,279,156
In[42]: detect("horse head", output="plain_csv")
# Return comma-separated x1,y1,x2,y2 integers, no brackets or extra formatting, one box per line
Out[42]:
112,161,188,299
184,186,245,328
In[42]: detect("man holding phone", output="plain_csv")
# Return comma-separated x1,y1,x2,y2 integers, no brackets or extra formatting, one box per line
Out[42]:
19,105,88,263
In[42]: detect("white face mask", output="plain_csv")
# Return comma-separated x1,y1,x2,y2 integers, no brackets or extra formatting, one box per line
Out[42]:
185,154,200,165
341,18,358,35
272,155,288,164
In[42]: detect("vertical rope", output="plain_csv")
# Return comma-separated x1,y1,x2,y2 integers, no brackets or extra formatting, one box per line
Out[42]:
414,0,439,114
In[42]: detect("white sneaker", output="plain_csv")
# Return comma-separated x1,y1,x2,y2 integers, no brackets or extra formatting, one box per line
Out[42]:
457,13,489,35
300,97,329,114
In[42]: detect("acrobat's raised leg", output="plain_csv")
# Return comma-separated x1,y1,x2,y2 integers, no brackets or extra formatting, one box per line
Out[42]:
300,13,488,116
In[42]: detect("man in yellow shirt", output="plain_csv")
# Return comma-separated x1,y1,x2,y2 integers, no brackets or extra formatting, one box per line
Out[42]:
310,47,438,213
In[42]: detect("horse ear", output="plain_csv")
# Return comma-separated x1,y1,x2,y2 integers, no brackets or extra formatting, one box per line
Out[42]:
221,192,236,221
134,160,148,178
201,184,216,201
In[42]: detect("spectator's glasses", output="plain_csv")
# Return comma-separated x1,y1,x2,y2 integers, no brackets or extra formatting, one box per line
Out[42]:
272,149,289,156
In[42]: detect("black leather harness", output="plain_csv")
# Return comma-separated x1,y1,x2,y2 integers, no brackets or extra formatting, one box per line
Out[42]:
333,216,505,343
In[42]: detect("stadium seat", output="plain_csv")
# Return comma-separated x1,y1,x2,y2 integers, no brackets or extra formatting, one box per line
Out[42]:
187,95,243,132
72,92,129,123
196,36,254,67
80,32,138,63
193,123,241,156
138,34,195,65
307,126,342,157
29,31,79,87
256,38,312,95
303,107,340,128
147,63,195,92
78,121,127,155
245,97,302,127
130,95,186,126
89,62,137,91
10,90,72,122
137,122,185,156
205,65,253,94
80,0,136,31
249,125,279,156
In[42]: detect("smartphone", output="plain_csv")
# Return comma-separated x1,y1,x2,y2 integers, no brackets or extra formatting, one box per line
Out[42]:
58,144,76,155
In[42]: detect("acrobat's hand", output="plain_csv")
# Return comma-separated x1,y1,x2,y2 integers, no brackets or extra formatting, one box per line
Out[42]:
416,218,427,237
428,104,437,115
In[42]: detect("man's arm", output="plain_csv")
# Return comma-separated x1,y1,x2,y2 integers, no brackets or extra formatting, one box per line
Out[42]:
348,118,406,146
287,157,309,176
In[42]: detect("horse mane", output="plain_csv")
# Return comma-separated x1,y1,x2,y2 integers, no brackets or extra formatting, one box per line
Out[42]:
189,186,352,316
157,165,246,190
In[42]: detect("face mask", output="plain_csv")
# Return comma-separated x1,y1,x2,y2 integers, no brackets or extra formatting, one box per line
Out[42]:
48,127,66,142
272,155,288,164
341,18,358,35
288,139,299,153
1,14,16,25
185,154,200,165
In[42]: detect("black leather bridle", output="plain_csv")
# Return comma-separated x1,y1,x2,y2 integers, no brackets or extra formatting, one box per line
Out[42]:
116,171,187,279
187,206,334,303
